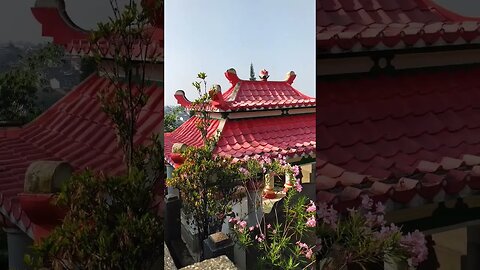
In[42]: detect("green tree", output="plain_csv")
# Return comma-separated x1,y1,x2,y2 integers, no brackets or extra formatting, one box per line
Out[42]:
27,1,164,269
164,105,186,132
249,62,256,81
0,44,63,123
166,73,241,260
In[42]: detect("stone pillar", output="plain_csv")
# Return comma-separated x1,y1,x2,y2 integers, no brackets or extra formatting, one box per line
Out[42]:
4,228,32,270
203,232,234,261
466,225,480,270
164,194,181,242
165,164,183,253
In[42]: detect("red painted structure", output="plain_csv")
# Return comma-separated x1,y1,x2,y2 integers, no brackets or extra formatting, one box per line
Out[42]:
165,69,316,166
317,0,480,52
316,0,480,210
0,0,164,240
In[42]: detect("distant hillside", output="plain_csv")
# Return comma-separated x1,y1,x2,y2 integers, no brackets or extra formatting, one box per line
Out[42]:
0,42,83,114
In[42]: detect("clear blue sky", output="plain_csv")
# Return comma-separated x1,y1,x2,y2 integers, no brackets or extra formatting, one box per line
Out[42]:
164,0,316,106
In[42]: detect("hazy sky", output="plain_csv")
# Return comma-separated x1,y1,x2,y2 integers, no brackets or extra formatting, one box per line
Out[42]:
1,1,480,104
1,1,479,43
164,0,316,105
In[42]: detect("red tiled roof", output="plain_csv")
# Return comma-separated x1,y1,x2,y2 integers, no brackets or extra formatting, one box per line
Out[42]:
175,69,315,112
32,0,164,59
0,74,164,238
316,66,480,210
222,81,315,111
214,114,316,159
165,114,316,166
164,117,221,165
317,0,480,53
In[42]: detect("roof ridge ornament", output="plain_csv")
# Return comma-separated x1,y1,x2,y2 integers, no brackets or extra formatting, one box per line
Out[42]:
225,68,240,86
285,71,296,85
259,69,269,81
32,0,88,45
209,85,228,109
174,90,192,108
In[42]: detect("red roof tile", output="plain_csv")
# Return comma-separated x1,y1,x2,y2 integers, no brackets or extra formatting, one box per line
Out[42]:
167,69,316,163
175,69,315,112
317,0,480,53
164,117,221,165
222,75,316,111
0,74,164,238
165,113,316,166
316,66,480,209
31,0,163,60
214,114,316,159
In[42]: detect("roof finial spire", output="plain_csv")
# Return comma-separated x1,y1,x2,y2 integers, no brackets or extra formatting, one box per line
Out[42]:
259,69,269,81
249,63,256,81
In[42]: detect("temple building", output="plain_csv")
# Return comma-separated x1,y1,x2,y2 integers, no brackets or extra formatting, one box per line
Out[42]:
0,1,163,269
316,0,480,269
165,68,316,185
164,68,316,265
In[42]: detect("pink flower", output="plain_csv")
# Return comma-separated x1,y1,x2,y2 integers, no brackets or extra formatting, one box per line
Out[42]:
249,226,254,232
375,201,386,214
255,233,265,243
305,248,313,259
295,179,303,192
361,195,373,210
306,216,316,227
296,241,314,260
239,167,250,176
267,223,272,229
401,230,428,267
228,218,237,223
296,241,308,249
374,223,400,241
238,220,247,229
306,200,316,213
292,165,300,176
317,203,338,229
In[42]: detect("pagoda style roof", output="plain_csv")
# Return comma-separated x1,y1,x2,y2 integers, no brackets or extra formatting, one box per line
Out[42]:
317,0,480,53
0,75,164,239
31,0,164,60
315,66,480,211
174,69,316,112
166,69,316,165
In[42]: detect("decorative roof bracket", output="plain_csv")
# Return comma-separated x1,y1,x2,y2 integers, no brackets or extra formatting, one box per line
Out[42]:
32,0,88,45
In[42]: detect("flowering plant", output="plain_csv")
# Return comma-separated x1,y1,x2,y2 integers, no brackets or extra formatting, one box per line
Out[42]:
231,155,428,270
167,137,242,247
316,195,428,269
230,155,317,270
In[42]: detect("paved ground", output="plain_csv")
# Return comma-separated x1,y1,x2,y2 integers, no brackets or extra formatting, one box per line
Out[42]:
180,256,238,270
